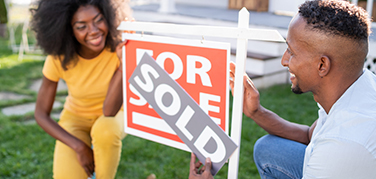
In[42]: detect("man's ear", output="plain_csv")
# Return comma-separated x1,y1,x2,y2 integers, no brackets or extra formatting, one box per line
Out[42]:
318,55,330,78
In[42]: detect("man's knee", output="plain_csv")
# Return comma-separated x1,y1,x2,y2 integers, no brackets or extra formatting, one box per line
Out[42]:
254,135,274,162
254,135,289,164
254,135,279,153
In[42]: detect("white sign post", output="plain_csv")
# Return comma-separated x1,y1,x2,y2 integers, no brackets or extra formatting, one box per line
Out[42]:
118,7,285,178
227,9,249,179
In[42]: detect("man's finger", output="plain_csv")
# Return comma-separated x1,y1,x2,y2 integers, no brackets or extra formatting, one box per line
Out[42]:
195,160,202,169
204,157,212,173
229,77,234,94
244,74,257,92
190,153,197,173
229,62,236,93
229,62,236,76
200,165,206,174
229,61,235,69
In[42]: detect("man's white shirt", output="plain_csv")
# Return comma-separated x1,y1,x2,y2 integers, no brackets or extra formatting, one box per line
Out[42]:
303,69,376,179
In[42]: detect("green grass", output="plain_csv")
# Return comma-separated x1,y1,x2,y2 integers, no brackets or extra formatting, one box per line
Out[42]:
0,28,318,179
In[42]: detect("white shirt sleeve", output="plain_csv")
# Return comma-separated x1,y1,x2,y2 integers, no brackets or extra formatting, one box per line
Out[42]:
303,137,376,179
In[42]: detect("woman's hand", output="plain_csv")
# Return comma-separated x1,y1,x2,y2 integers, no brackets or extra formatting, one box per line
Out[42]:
116,40,128,66
75,142,95,177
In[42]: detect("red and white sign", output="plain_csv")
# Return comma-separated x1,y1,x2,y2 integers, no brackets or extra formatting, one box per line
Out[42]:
123,34,230,151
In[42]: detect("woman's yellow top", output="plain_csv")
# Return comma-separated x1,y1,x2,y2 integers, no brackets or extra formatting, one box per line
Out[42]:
43,48,120,117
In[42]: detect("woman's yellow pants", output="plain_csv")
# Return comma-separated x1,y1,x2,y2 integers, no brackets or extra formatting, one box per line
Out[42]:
53,109,126,179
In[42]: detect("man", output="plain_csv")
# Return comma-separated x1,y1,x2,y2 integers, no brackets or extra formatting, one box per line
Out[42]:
189,0,376,178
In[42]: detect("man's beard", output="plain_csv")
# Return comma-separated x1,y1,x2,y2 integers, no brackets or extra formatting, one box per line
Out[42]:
291,83,303,94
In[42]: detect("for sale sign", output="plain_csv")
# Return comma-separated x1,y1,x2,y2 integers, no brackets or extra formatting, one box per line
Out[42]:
128,53,237,175
123,34,231,152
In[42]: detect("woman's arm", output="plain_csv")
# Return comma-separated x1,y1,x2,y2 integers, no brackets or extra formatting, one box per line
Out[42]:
103,40,128,116
103,67,123,116
34,76,94,177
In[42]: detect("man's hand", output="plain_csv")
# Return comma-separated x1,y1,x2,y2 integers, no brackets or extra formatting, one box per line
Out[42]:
75,143,95,177
189,153,214,179
229,61,261,118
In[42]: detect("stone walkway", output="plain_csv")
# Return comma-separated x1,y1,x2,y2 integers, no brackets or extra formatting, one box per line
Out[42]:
0,79,67,124
0,92,32,100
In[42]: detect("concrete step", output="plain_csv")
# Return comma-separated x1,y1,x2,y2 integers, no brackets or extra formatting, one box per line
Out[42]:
230,50,288,89
250,70,290,89
230,49,285,76
248,40,286,57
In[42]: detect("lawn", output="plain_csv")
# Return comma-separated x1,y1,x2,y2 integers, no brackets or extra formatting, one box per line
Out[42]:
0,26,318,179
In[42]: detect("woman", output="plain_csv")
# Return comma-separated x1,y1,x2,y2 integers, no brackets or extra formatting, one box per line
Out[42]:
32,0,127,178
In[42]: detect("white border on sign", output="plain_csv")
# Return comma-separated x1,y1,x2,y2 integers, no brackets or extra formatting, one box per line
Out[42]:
122,33,231,152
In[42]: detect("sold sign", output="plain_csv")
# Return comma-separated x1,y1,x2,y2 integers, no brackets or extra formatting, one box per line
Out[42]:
123,34,231,151
129,53,237,175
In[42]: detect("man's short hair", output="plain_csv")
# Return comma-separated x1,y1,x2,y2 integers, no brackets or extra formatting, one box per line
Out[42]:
299,0,371,41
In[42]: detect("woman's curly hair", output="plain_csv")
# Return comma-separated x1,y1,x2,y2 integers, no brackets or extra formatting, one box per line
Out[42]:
31,0,119,70
299,0,371,41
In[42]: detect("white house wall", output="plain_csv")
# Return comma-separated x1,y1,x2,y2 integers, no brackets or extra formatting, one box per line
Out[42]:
175,0,228,9
269,0,306,15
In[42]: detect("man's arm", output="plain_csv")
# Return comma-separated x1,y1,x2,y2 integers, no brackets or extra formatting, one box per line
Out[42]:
250,107,317,145
230,62,316,145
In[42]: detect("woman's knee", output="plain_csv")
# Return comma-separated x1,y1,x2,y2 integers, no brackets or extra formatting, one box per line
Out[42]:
53,141,88,179
91,116,123,146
